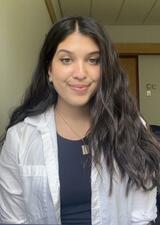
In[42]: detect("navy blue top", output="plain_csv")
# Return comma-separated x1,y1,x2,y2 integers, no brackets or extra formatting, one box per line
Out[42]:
57,133,91,225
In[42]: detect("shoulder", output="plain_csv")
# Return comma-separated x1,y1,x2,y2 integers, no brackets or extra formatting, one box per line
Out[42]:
6,117,40,142
2,107,55,160
3,121,39,158
7,106,55,140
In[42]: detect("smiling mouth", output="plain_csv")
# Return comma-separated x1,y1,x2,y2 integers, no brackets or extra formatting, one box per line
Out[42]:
69,84,90,93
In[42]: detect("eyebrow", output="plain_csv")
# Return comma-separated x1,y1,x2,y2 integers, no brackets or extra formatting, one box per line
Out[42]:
56,49,100,56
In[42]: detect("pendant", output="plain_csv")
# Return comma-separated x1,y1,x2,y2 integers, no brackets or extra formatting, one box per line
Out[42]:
81,144,89,155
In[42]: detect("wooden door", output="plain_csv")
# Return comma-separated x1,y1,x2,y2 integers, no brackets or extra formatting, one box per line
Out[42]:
119,56,139,105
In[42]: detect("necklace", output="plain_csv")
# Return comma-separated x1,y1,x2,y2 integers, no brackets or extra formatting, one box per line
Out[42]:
55,110,90,155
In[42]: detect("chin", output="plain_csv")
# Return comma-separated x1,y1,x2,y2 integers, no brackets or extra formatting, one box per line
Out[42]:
69,99,90,107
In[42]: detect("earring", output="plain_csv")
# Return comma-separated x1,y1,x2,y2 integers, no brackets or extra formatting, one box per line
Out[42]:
48,76,52,82
47,75,53,85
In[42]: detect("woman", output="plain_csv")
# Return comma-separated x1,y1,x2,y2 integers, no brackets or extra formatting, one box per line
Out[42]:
0,16,160,225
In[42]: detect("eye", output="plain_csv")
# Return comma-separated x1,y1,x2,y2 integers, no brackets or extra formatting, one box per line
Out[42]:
88,57,100,65
60,57,72,65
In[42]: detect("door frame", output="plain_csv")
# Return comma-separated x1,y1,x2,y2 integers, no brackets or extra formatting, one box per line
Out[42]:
115,43,160,55
119,55,139,107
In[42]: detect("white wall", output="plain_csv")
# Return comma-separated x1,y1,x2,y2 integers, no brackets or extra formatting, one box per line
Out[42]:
139,55,160,125
0,0,52,135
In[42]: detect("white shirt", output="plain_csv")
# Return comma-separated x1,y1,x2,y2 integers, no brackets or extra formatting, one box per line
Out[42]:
0,107,157,224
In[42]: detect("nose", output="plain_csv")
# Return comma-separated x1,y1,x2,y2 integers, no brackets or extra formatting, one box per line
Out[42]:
72,61,87,80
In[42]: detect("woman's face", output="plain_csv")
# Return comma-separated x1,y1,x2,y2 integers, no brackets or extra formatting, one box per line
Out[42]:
48,31,100,108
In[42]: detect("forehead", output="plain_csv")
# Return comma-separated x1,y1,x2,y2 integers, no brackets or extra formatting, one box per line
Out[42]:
56,32,99,52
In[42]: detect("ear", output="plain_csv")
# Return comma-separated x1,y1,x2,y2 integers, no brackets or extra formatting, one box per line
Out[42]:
48,66,53,82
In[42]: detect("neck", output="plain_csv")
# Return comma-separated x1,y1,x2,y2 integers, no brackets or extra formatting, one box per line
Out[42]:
54,100,91,140
55,99,90,121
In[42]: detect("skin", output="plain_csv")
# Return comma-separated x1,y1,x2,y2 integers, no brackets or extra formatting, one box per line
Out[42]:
48,31,101,140
48,31,100,109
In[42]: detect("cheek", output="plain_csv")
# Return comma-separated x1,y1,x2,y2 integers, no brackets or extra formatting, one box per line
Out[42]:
51,73,67,93
93,67,101,82
52,76,62,89
51,65,72,82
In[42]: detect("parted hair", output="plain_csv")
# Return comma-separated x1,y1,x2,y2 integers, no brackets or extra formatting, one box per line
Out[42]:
1,16,160,195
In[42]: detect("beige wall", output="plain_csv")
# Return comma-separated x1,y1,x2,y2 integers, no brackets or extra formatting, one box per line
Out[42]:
139,55,160,125
106,25,160,43
0,0,52,135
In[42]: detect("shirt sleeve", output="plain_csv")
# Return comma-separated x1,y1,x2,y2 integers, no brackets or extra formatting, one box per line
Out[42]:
0,126,28,224
131,186,157,225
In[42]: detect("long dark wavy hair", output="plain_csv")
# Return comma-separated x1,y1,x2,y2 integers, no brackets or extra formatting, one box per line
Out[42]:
1,16,160,195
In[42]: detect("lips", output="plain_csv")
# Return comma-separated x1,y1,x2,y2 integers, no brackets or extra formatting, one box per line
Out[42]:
69,84,90,92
